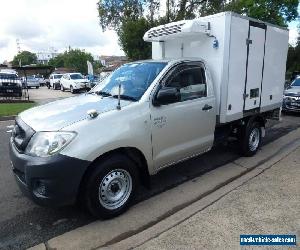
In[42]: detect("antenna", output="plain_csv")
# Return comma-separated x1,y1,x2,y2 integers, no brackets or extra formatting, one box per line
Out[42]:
116,84,121,110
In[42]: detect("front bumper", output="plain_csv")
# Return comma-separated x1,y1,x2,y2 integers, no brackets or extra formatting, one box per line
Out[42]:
9,139,90,207
282,99,300,112
0,86,22,96
74,83,88,90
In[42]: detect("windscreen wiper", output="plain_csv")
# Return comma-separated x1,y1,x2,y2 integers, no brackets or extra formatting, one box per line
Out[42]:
112,94,138,102
95,90,112,97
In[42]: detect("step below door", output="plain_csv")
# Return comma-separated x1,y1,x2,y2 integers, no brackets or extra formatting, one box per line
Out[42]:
244,22,266,111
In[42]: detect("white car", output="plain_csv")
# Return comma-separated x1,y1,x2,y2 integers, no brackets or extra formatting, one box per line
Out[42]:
49,73,63,90
60,73,89,93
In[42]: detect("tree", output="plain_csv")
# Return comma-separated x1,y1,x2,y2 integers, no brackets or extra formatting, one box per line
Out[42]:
63,49,94,74
286,31,300,77
118,18,152,60
12,51,37,66
48,54,65,68
224,0,299,26
48,49,101,74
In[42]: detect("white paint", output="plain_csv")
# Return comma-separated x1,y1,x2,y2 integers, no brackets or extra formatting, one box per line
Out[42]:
146,12,289,123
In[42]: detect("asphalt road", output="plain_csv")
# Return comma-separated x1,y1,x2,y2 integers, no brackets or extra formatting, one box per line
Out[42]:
0,113,299,249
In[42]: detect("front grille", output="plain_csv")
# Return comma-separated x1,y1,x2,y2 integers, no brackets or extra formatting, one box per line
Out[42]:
147,23,185,39
12,117,35,152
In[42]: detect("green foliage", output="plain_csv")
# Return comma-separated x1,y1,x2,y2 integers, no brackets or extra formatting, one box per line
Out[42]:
48,49,101,74
48,54,65,68
224,0,299,26
0,103,35,117
117,18,152,60
12,51,37,66
287,36,300,76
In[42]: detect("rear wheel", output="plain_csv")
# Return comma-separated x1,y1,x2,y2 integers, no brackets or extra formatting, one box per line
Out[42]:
83,154,138,219
61,84,65,92
240,121,262,156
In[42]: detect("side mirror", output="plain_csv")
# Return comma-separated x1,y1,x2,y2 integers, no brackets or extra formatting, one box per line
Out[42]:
154,87,180,106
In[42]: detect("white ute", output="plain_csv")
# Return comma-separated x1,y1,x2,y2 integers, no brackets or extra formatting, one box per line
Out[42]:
9,12,288,219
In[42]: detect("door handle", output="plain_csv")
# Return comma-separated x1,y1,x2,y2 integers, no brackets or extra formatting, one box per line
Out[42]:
202,104,213,111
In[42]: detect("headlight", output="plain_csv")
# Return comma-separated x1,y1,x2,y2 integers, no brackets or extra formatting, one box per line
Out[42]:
25,131,76,157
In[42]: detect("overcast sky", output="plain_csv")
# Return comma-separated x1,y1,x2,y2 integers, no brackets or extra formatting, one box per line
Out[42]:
0,0,298,63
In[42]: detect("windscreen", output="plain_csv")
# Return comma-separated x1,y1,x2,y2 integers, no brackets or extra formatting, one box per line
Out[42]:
92,62,167,100
0,73,18,79
70,74,83,80
291,78,300,87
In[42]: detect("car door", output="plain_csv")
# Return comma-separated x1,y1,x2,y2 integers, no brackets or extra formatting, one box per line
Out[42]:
66,75,71,89
150,62,216,170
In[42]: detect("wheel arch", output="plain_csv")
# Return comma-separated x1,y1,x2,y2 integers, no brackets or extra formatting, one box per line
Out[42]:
77,147,151,202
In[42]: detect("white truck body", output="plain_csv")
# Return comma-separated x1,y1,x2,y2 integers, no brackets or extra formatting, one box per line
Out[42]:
144,12,289,124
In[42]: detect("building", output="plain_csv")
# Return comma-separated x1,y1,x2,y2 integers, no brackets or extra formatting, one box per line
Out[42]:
36,51,60,65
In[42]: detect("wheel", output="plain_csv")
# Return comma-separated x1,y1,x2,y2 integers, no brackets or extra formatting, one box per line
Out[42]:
36,86,39,89
83,154,138,219
47,84,50,89
70,85,74,94
240,121,262,157
61,84,65,92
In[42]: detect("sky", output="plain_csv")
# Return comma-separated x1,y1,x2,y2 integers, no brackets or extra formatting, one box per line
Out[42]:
0,0,299,63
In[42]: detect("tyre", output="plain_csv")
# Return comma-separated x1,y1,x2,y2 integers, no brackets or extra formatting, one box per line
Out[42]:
36,86,39,89
240,121,262,157
47,84,50,89
83,154,138,219
61,84,65,92
70,85,74,94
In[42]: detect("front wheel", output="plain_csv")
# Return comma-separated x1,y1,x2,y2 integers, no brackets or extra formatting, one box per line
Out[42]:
70,85,75,94
240,121,262,157
83,154,138,219
61,84,65,92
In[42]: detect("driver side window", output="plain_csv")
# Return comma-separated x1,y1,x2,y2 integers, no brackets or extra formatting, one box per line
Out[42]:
166,65,207,102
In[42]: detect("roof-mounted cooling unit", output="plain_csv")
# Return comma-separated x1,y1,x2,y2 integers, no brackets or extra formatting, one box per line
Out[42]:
143,20,210,42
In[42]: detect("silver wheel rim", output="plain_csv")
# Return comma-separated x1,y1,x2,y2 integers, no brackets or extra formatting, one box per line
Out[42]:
99,169,132,210
249,128,260,152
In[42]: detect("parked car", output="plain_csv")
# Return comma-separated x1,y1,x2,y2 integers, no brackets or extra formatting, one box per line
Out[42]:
87,75,101,90
0,71,22,97
34,75,46,86
25,76,40,89
60,73,89,93
49,73,63,90
282,76,300,112
99,71,111,81
9,12,288,219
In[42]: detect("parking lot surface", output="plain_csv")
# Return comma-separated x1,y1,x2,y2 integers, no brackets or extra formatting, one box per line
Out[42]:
27,86,74,105
0,112,299,249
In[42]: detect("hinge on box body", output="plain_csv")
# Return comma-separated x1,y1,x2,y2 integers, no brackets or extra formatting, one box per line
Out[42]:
246,39,252,45
243,93,249,99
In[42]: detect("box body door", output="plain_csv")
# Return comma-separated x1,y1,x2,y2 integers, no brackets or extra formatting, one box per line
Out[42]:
243,22,266,111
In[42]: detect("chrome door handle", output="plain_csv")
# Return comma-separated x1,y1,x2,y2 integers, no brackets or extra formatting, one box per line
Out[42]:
202,104,213,111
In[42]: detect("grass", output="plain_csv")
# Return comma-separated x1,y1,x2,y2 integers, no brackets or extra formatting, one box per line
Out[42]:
0,102,35,117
